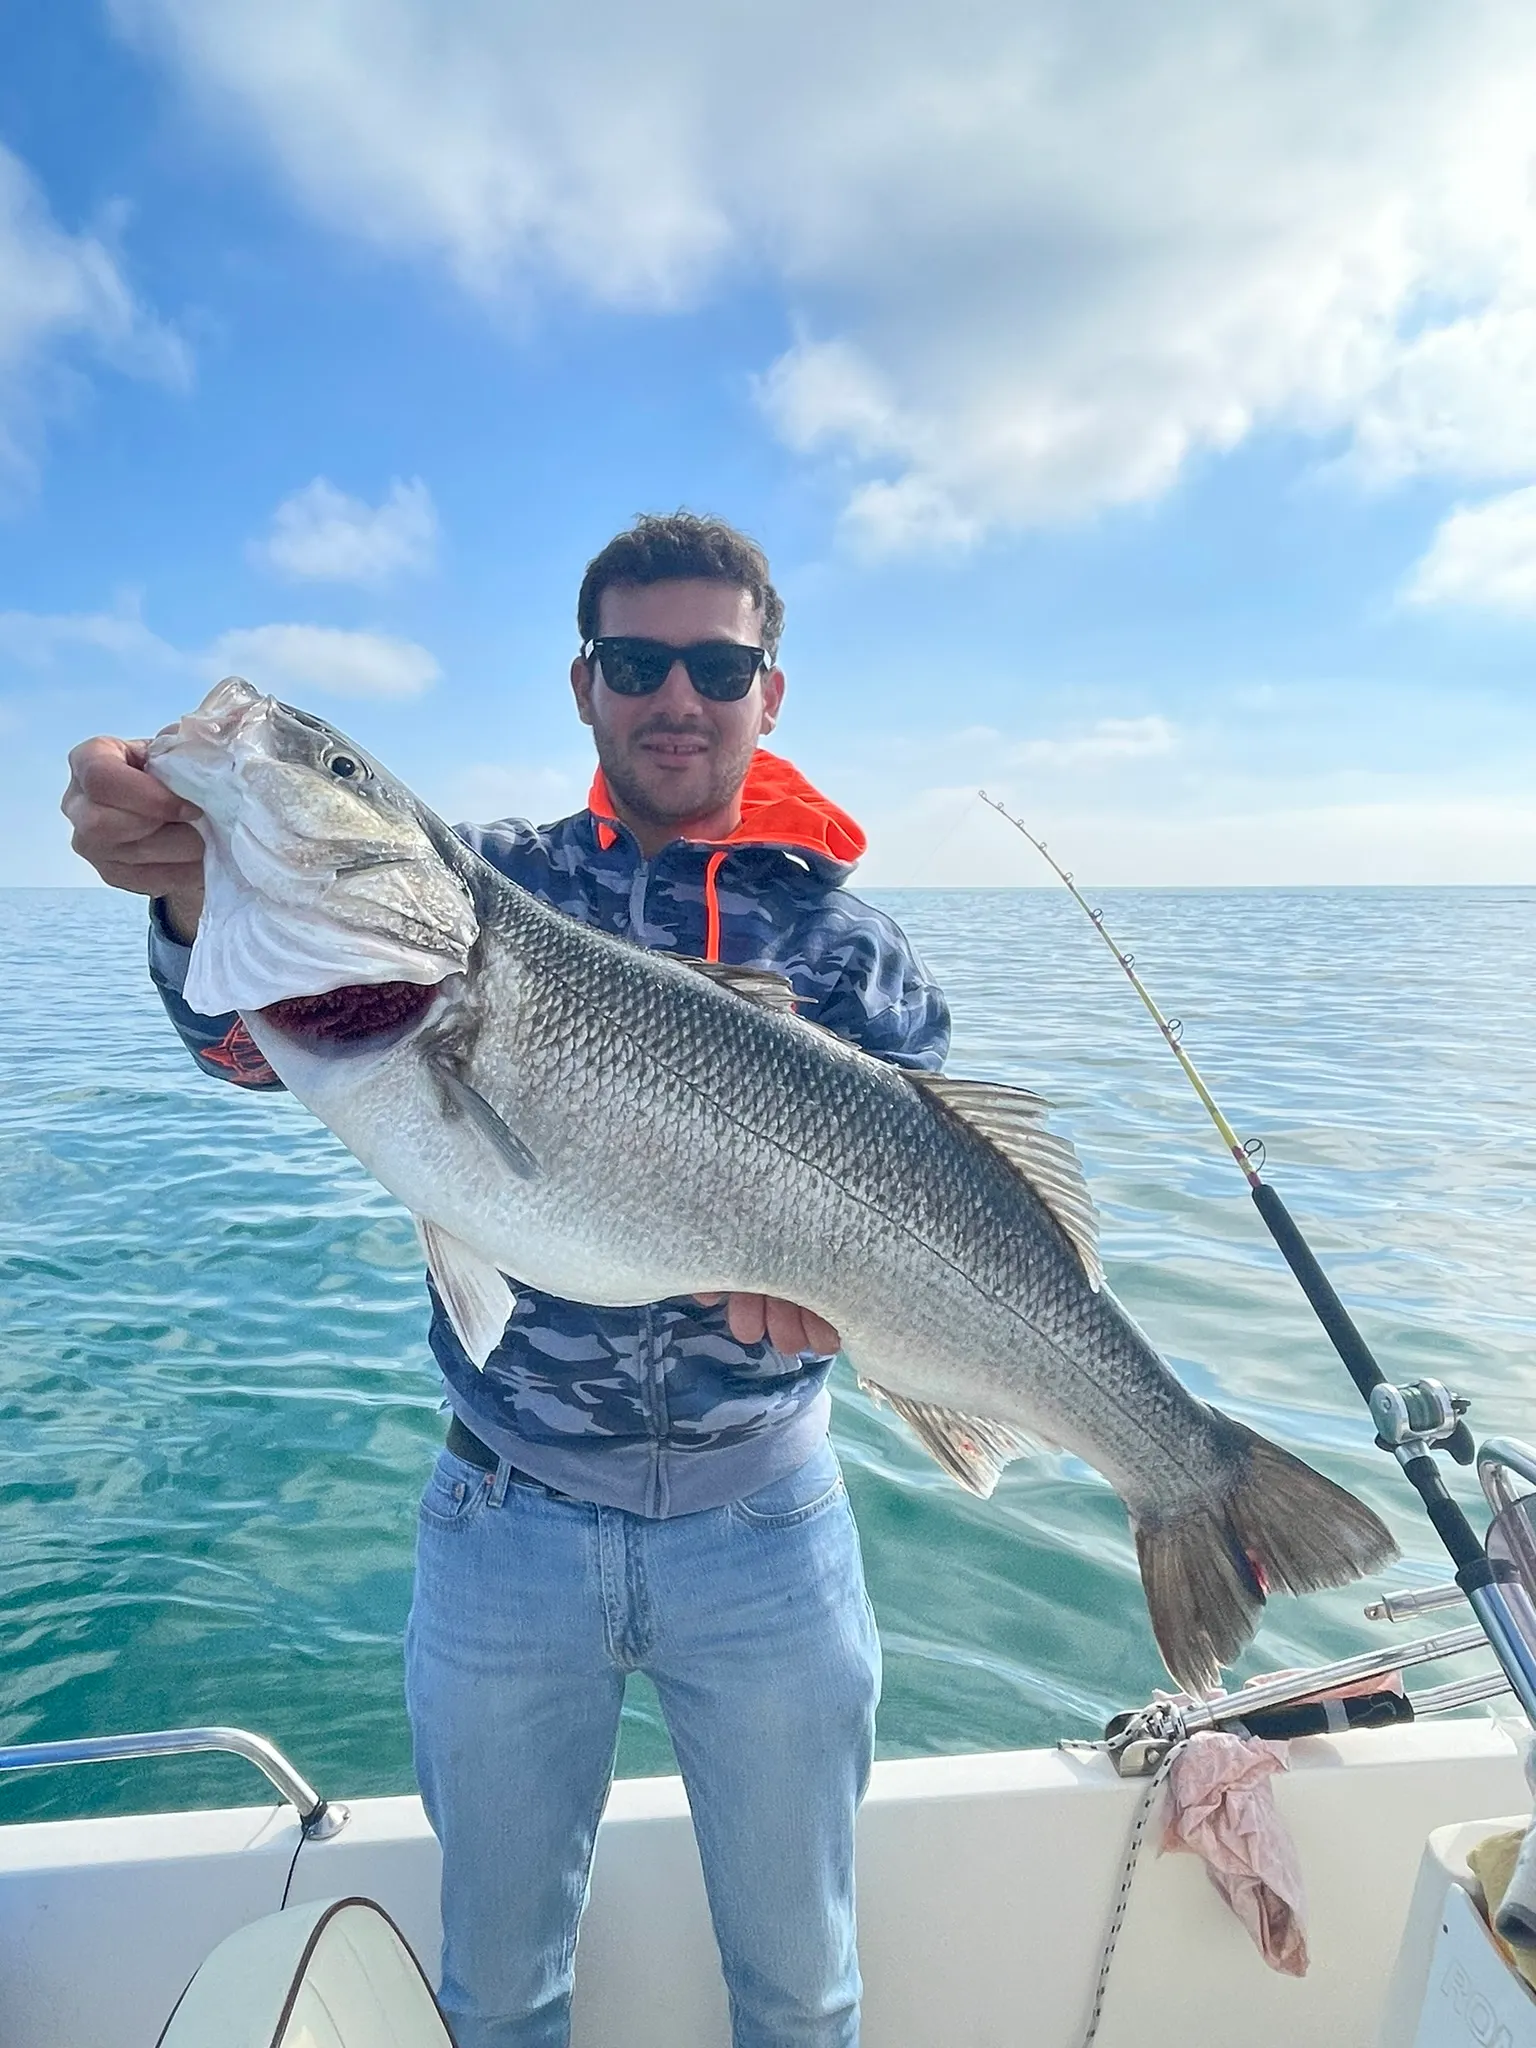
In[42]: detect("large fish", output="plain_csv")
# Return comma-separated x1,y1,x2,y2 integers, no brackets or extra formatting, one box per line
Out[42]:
147,678,1395,1689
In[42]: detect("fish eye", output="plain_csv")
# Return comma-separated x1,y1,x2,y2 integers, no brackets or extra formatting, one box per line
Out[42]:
327,753,361,780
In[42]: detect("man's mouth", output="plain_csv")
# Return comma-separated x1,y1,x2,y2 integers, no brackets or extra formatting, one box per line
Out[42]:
637,732,711,761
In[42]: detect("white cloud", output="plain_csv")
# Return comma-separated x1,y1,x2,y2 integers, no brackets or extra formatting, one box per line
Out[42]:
0,598,181,668
0,601,443,703
857,715,1177,776
0,143,187,481
206,622,441,700
253,475,438,584
1008,717,1176,772
822,681,1536,884
851,777,1536,889
111,0,1536,548
110,0,731,306
1403,485,1536,615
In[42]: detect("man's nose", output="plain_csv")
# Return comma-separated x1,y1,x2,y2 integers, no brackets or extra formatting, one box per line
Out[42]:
651,660,702,712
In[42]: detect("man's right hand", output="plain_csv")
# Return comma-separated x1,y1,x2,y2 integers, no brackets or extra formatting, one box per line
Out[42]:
62,736,207,941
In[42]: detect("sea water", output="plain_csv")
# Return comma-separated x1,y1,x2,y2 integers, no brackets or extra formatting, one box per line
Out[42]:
1,885,1533,1822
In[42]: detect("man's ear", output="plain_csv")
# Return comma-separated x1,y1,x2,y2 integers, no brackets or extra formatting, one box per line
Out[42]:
759,666,786,736
571,654,595,728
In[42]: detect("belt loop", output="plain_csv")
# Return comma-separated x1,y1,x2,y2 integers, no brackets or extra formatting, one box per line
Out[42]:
488,1456,514,1510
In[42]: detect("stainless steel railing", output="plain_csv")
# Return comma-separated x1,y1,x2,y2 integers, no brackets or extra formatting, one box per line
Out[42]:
0,1726,349,1838
1175,1621,1496,1734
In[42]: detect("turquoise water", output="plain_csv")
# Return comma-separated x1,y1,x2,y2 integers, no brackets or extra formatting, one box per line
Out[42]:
2,885,1534,1823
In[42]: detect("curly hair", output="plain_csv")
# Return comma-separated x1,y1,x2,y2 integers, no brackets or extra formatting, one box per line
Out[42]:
577,512,785,661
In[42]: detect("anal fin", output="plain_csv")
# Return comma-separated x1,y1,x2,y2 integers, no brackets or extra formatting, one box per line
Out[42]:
416,1217,515,1368
859,1377,1042,1497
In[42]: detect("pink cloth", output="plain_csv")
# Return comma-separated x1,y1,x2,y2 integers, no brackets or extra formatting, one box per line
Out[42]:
1160,1731,1309,1976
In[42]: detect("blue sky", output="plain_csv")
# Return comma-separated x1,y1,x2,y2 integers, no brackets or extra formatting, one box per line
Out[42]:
5,0,1536,887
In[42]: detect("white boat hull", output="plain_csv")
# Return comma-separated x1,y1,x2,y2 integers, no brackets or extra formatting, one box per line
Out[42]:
0,1724,1526,2048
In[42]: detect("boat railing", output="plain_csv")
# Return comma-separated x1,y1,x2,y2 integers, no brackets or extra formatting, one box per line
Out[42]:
1098,1619,1509,1774
1479,1436,1536,1517
0,1726,349,1838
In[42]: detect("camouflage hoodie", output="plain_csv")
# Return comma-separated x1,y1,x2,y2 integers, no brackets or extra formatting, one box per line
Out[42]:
148,748,951,1516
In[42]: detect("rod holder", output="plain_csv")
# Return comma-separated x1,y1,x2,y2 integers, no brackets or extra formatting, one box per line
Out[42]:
1365,1584,1468,1622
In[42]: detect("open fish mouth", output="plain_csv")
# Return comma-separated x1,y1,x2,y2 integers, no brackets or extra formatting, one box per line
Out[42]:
148,676,266,763
144,678,481,1018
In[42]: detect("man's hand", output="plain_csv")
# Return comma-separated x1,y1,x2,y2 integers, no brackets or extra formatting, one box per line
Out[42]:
62,736,206,939
695,1293,841,1355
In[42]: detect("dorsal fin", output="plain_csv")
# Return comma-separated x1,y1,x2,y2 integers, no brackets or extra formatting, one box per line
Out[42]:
667,956,803,1014
911,1074,1103,1291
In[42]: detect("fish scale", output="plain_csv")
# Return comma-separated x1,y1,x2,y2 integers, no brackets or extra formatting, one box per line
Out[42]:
486,888,1170,1464
146,678,1397,1690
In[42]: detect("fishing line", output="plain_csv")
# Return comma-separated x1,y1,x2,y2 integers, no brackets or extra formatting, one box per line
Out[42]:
920,791,980,872
979,794,1256,1186
977,791,1507,1636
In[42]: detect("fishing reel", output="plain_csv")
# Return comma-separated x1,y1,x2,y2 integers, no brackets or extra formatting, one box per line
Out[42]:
1368,1376,1475,1465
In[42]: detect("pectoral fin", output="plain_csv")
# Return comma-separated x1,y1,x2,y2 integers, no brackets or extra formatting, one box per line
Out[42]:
425,1054,540,1181
416,1217,515,1367
859,1377,1043,1497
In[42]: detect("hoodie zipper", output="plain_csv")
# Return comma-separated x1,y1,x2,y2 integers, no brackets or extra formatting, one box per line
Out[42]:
626,856,651,942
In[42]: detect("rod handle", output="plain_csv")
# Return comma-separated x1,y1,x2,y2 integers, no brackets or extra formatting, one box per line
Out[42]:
1232,1689,1415,1740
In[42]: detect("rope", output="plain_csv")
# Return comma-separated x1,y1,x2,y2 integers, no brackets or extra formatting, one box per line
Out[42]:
1077,1744,1179,2047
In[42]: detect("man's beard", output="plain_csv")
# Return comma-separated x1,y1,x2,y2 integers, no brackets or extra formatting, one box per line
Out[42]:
595,717,757,827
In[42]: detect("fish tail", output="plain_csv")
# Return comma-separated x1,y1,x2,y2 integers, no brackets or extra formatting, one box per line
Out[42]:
1134,1413,1397,1692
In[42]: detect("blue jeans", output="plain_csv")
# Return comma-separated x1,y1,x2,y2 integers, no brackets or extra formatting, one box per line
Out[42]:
404,1435,881,2048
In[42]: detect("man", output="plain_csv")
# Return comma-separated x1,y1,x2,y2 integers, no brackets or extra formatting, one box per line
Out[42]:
62,513,950,2048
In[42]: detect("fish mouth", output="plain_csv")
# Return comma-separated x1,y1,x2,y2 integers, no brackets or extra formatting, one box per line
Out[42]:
148,677,266,760
257,979,441,1051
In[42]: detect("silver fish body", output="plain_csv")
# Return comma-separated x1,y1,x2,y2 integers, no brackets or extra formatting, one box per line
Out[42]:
149,680,1395,1689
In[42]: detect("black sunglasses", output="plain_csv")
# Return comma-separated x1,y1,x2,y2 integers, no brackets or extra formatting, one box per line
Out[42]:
583,636,768,702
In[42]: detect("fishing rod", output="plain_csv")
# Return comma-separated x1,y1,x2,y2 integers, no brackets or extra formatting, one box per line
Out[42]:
978,791,1536,1723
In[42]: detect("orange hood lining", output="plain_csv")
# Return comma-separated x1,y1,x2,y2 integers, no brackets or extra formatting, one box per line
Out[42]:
586,747,865,963
586,748,865,868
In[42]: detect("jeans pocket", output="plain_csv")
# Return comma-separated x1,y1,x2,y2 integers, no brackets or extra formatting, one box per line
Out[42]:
729,1443,846,1530
418,1449,491,1533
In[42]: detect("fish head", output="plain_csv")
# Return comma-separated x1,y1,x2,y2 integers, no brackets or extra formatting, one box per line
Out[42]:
148,679,479,1016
